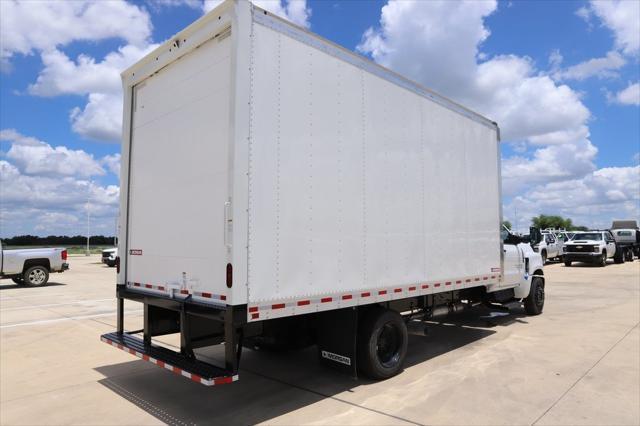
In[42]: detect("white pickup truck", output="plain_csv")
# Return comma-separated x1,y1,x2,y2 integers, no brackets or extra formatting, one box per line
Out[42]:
533,231,563,264
101,248,118,267
563,231,619,267
0,241,69,286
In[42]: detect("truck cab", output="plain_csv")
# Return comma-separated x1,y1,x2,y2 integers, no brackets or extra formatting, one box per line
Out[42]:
501,227,545,303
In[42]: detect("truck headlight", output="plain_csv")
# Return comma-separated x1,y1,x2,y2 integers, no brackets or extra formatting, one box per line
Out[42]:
563,246,567,252
594,246,599,253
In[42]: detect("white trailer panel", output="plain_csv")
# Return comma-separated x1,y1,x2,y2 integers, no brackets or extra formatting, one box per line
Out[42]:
246,12,501,315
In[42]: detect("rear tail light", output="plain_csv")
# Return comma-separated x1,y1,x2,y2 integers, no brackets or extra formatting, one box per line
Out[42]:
61,250,67,261
226,263,232,288
116,256,120,273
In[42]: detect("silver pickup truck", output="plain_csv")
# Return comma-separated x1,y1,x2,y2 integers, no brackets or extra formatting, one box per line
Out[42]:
0,241,69,286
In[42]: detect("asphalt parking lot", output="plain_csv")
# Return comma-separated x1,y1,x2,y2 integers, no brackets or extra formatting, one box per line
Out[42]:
1,255,638,426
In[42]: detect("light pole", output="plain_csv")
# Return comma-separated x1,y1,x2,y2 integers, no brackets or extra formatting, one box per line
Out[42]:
86,181,92,256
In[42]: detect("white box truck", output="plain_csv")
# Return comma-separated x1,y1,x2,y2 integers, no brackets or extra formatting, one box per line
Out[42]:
102,0,545,385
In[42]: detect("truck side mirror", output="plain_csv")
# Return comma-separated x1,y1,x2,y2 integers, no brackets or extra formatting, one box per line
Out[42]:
530,227,542,245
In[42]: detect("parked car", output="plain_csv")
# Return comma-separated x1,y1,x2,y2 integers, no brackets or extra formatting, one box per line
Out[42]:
0,240,69,286
101,248,118,267
610,220,639,261
563,231,620,266
533,231,563,263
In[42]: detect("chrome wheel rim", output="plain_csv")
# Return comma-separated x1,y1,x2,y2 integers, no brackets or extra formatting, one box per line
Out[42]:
28,269,46,285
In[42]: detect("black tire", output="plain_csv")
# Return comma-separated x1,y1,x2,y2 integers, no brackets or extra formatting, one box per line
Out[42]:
524,277,545,315
564,260,572,267
625,249,634,262
357,308,408,380
11,277,24,285
614,249,624,264
106,261,116,267
23,265,49,286
598,251,607,267
541,250,547,265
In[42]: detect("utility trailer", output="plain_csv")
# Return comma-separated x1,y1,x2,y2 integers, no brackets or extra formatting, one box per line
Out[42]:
102,0,545,385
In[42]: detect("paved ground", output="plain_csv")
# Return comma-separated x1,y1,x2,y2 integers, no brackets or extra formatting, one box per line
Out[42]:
1,255,638,426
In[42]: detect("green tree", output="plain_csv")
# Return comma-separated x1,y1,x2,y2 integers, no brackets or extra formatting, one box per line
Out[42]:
502,220,512,230
531,215,571,230
531,214,588,230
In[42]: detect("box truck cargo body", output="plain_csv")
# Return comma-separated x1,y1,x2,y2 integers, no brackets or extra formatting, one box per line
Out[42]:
102,0,545,385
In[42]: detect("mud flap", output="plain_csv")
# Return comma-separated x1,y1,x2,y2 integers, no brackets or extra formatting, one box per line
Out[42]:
316,307,358,378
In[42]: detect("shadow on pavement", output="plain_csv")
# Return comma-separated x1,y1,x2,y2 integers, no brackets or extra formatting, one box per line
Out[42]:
0,281,66,290
94,306,510,425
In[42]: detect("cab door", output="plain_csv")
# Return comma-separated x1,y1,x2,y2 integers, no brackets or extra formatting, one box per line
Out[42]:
503,244,523,287
605,232,616,257
545,234,558,257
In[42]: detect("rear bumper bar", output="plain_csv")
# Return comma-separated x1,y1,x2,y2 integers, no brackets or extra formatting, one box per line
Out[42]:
101,332,238,386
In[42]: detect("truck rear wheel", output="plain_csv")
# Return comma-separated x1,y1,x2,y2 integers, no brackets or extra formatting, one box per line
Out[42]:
625,249,634,262
614,250,624,264
524,277,544,315
23,266,49,286
564,260,572,267
357,308,408,380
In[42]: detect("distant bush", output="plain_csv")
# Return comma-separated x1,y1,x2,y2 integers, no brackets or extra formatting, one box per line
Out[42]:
1,235,116,246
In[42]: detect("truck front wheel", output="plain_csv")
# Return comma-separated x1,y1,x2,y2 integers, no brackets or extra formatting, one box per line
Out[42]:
23,266,49,286
357,308,408,380
598,251,607,267
524,277,545,315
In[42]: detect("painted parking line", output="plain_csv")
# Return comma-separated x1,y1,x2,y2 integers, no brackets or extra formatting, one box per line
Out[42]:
0,298,115,312
0,310,143,329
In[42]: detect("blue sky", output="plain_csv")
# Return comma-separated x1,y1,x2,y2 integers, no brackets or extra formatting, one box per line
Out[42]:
0,0,638,237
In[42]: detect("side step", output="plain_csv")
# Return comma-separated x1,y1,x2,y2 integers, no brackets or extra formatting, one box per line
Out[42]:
101,332,238,386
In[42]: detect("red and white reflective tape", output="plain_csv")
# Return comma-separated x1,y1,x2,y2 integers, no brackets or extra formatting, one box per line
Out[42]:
127,282,227,302
100,336,238,386
247,272,502,322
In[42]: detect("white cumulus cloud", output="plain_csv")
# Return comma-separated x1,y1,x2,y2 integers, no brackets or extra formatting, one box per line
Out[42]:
27,43,157,142
0,0,152,72
0,131,120,236
581,0,640,56
0,129,105,177
551,50,626,81
505,165,640,231
608,82,640,106
357,0,590,145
